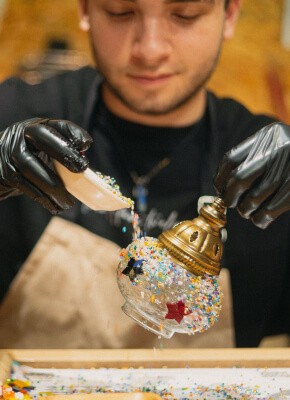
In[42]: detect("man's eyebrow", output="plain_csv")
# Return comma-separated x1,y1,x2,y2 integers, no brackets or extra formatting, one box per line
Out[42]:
164,0,214,4
119,0,215,3
116,0,215,3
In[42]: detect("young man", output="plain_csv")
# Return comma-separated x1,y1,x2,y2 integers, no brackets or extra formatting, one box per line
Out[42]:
0,0,289,348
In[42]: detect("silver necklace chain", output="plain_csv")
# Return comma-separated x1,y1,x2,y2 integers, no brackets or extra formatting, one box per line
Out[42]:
130,157,170,213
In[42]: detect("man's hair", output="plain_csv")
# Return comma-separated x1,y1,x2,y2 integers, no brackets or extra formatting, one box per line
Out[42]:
225,0,230,7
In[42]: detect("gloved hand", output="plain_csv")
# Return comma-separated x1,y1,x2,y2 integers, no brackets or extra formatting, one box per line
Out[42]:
214,122,290,229
0,118,92,214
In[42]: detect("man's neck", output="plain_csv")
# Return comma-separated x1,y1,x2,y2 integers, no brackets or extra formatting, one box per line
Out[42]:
102,85,207,128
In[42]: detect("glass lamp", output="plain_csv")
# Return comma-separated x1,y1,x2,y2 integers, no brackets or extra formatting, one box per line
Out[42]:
117,198,227,339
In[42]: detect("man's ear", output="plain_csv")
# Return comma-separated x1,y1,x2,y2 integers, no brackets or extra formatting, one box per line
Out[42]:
223,0,242,39
78,0,90,31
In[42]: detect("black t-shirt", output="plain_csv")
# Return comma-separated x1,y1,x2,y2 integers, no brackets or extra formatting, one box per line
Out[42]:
85,98,208,241
68,95,213,251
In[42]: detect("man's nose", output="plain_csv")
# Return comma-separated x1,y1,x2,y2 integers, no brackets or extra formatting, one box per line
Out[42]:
131,18,171,66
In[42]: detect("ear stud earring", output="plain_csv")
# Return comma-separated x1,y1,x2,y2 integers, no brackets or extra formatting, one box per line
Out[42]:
80,16,90,31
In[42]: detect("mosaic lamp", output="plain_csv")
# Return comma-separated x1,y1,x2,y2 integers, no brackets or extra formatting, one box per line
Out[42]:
117,198,227,338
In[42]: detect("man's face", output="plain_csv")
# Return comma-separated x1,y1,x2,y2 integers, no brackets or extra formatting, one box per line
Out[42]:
80,0,238,124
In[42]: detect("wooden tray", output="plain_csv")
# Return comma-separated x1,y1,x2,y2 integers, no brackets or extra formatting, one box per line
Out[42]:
1,348,290,398
45,395,162,400
1,348,290,375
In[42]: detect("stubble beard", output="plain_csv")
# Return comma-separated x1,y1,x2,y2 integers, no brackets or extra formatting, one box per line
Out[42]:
103,73,208,116
91,43,222,117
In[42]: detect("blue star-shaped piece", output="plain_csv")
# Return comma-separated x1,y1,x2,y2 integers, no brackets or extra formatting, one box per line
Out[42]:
122,257,144,282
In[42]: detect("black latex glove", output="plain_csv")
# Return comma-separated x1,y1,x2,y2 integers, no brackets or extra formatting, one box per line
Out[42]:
214,122,290,229
0,118,92,214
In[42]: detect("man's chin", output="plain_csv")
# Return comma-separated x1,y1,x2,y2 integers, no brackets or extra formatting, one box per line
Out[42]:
121,97,185,116
130,106,174,116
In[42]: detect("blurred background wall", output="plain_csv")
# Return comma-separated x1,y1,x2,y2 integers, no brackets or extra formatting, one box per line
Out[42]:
0,0,289,123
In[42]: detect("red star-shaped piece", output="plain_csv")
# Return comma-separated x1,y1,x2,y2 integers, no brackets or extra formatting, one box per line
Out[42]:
165,300,191,324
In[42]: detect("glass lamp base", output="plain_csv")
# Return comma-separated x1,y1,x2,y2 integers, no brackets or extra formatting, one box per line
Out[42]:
122,302,174,339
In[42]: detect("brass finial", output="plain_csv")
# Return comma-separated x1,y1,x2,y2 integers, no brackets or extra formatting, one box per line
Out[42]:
158,197,226,276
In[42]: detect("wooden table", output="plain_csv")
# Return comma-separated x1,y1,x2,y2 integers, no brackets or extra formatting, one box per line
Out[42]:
1,348,290,383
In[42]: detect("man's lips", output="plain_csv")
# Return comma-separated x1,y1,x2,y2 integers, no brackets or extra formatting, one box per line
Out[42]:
128,73,173,85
